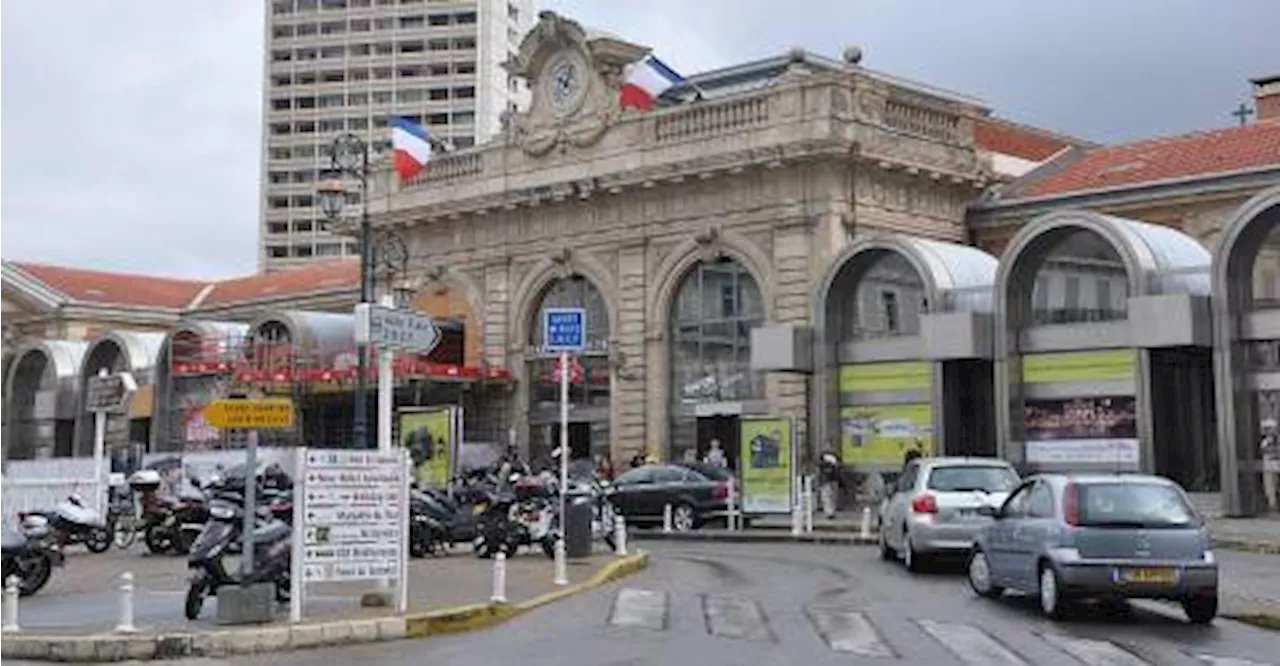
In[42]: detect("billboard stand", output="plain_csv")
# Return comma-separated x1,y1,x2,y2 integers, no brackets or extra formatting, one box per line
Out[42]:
739,415,795,517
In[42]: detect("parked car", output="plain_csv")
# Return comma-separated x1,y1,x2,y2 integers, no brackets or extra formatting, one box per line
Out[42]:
966,473,1218,623
609,463,731,531
879,457,1019,572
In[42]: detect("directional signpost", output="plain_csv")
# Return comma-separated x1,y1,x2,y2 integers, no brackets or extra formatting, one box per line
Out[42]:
291,448,410,622
85,368,137,517
542,307,585,585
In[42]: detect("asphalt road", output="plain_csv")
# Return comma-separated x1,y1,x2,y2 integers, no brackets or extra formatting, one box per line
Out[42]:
17,543,1280,666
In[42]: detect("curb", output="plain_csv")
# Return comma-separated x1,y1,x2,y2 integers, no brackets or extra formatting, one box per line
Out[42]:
1223,611,1280,632
1211,538,1280,556
0,552,649,662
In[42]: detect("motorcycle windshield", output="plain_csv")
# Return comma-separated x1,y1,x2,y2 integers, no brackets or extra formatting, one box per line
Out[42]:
188,521,234,560
56,501,105,527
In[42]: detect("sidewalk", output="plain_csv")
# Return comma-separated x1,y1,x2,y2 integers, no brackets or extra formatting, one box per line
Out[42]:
1,544,648,661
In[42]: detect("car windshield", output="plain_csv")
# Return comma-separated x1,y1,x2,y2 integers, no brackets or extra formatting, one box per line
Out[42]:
1077,482,1199,528
926,465,1018,493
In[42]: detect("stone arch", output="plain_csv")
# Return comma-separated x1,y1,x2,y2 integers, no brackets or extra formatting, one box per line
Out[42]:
153,321,248,453
1212,184,1280,515
509,250,619,352
4,340,88,460
407,267,487,367
647,229,775,339
75,330,165,456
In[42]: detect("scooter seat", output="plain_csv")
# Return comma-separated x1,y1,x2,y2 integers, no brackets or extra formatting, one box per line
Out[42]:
253,521,291,543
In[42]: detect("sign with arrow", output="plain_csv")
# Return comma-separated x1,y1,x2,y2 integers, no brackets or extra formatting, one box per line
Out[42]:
298,448,408,584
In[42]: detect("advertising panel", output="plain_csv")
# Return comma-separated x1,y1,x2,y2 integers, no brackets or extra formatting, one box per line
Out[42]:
397,406,457,488
1021,349,1137,384
738,415,793,514
838,403,935,465
1023,395,1139,465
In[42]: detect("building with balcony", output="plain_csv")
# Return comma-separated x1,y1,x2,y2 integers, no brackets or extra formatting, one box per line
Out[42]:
260,0,535,271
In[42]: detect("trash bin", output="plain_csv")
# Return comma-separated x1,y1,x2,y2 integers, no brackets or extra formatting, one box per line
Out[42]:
565,497,594,559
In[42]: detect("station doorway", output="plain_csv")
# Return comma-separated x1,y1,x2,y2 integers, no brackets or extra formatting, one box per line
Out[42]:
695,415,740,470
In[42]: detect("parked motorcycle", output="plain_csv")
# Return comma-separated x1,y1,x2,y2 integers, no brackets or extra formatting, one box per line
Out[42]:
184,493,292,620
2,521,63,596
408,491,449,558
567,476,618,551
20,493,113,553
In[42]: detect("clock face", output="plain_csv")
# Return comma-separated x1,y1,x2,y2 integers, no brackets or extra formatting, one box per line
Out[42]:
545,52,586,114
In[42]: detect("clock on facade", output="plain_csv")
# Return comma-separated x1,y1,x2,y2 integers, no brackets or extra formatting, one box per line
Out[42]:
544,51,587,114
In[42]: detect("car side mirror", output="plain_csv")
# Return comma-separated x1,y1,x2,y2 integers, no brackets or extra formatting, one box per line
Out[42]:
976,505,999,518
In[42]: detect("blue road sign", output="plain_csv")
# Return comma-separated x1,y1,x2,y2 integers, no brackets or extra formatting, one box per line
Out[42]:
542,307,586,352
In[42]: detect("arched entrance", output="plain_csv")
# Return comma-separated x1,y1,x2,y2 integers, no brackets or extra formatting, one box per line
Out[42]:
668,257,765,467
813,235,999,475
996,210,1214,487
75,331,164,460
153,321,247,453
4,340,88,459
526,275,611,467
1213,184,1280,515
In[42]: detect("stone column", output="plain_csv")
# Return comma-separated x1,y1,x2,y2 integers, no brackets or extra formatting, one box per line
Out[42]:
612,242,648,461
767,220,814,465
482,260,521,454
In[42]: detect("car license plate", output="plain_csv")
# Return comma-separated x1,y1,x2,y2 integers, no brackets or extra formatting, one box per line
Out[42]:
472,505,485,515
1117,567,1177,584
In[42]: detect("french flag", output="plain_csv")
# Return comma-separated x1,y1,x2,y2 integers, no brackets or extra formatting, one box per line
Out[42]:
619,54,685,112
391,117,431,182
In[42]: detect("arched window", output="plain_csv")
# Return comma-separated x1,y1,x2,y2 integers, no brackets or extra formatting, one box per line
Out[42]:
842,251,927,340
1029,229,1129,325
669,257,765,404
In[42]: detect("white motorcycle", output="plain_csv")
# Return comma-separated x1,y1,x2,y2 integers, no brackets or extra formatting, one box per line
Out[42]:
21,493,113,554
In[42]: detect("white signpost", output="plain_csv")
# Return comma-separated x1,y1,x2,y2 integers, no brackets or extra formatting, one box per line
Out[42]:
84,368,137,517
291,448,410,622
542,307,585,586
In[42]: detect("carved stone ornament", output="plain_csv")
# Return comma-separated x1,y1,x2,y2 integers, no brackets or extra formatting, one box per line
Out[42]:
693,227,725,262
549,246,574,277
503,11,649,158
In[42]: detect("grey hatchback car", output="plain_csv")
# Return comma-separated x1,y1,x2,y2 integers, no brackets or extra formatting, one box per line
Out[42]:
966,473,1218,623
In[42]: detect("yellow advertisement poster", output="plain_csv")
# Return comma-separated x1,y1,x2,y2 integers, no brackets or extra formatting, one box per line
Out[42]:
398,406,454,488
739,415,793,514
839,403,934,465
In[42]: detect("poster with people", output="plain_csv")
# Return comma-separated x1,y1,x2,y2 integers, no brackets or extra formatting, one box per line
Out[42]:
738,415,793,513
397,406,458,488
1023,395,1139,465
838,403,934,465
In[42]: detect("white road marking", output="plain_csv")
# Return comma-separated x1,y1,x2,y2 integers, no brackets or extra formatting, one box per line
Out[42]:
918,619,1027,666
703,594,773,642
1039,632,1149,666
1195,657,1275,666
609,588,667,630
807,608,894,658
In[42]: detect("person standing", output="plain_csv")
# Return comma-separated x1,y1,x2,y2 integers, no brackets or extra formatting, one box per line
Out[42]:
1261,419,1279,512
817,449,842,519
704,438,727,468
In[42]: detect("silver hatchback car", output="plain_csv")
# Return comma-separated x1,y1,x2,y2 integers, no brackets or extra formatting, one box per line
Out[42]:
879,457,1020,572
966,473,1218,623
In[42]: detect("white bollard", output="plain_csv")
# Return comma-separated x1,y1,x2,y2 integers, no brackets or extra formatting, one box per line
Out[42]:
791,491,803,536
115,572,137,633
614,516,628,556
726,480,737,532
662,504,673,533
803,476,815,534
490,552,508,604
553,539,568,586
859,506,872,540
3,575,20,632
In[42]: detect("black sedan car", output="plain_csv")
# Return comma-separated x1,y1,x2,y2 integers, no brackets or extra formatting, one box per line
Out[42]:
609,463,731,531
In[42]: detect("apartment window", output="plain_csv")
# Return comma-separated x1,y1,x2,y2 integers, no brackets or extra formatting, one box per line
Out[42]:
292,169,316,183
298,0,317,9
399,40,425,54
374,17,394,30
322,70,345,83
271,49,292,62
349,117,369,130
1034,276,1050,312
426,112,448,125
429,64,450,76
1095,278,1113,314
293,194,314,208
294,221,314,233
428,39,449,52
320,21,345,35
296,95,316,108
455,61,475,74
268,245,289,258
399,66,424,78
297,72,316,84
348,92,368,105
317,243,343,256
351,19,371,32
273,1,292,15
272,75,292,87
454,86,475,99
373,114,390,128
401,0,423,5
453,37,476,50
397,88,426,102
268,170,290,184
294,144,316,158
271,98,291,110
292,244,314,258
320,0,347,8
507,4,519,20
297,121,316,133
269,147,291,159
375,42,393,55
351,0,371,6
318,93,343,108
270,122,291,135
344,243,360,255
1064,276,1081,313
267,222,289,234
320,45,344,59
272,26,294,39
296,24,317,37
456,11,476,24
269,196,290,209
453,136,474,149
373,90,393,104
373,67,393,80
452,111,474,124
350,43,371,57
428,13,449,26
881,291,900,334
319,119,345,132
350,69,369,81
401,15,425,28
428,88,448,101
296,47,317,61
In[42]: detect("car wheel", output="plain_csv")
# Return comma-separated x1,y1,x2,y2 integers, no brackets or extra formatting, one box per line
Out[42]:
672,503,696,532
1183,594,1218,624
1037,563,1067,620
966,549,1003,598
878,525,895,561
903,530,925,573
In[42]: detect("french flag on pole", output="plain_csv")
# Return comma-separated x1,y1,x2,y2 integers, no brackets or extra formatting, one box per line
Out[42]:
619,54,685,112
391,117,431,182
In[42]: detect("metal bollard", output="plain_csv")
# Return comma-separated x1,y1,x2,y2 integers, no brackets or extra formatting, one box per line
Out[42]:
490,552,508,604
116,572,137,633
553,539,568,586
791,488,803,536
859,506,872,539
803,476,815,533
614,515,628,556
3,575,20,632
662,504,673,533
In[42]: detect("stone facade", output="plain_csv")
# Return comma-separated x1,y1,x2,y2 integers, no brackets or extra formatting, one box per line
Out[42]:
368,12,992,461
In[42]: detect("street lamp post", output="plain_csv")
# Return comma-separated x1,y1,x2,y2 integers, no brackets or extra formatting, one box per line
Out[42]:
318,133,374,449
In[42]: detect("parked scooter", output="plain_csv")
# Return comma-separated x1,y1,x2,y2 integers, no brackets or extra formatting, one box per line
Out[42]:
184,493,292,620
2,521,63,596
20,493,113,553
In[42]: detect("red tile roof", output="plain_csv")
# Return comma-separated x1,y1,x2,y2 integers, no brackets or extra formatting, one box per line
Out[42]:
198,259,358,308
11,262,208,310
973,116,1092,162
1014,122,1280,199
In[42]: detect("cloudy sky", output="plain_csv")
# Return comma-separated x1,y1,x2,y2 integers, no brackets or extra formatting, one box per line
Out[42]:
1,0,1276,279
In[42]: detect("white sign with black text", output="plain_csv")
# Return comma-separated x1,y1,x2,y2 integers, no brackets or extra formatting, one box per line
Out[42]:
291,448,410,621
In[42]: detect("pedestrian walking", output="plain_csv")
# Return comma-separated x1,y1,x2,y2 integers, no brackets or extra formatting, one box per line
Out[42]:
817,449,841,519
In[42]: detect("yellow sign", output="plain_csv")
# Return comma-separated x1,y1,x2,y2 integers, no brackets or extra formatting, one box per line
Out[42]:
1022,349,1136,384
204,398,295,429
